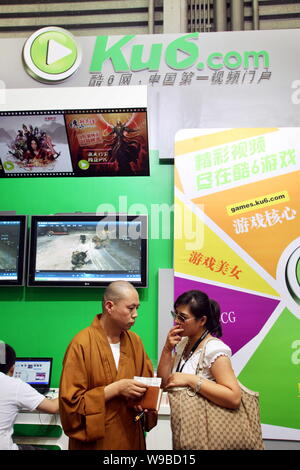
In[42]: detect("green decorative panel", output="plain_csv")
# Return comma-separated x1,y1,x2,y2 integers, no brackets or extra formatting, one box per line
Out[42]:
0,150,174,381
13,423,62,438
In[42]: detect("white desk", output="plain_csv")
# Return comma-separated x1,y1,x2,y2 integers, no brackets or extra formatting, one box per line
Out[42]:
146,393,172,450
14,389,68,449
14,410,68,450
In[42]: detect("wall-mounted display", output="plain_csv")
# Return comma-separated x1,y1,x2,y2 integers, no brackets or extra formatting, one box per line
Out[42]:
0,215,27,286
27,214,148,288
0,86,149,177
0,113,73,176
0,108,149,178
65,109,149,176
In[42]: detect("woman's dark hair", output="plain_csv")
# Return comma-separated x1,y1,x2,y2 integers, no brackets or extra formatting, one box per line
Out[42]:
27,136,40,155
0,343,16,374
174,290,222,337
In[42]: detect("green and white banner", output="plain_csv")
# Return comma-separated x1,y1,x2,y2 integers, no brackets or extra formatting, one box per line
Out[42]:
174,127,300,440
2,29,300,158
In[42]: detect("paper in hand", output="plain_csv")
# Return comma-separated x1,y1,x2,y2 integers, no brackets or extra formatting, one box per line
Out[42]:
133,376,162,411
134,376,162,387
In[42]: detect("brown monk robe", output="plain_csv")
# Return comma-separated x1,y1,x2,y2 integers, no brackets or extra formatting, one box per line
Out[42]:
59,314,156,450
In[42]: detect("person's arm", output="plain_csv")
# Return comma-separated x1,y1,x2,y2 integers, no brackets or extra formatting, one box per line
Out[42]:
165,356,241,409
17,381,59,415
157,325,184,388
36,397,59,414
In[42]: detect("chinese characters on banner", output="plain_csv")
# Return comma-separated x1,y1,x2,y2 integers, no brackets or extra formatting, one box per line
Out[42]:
89,71,272,88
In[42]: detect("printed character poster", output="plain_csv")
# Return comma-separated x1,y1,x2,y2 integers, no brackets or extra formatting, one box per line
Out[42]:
65,109,149,176
0,114,73,176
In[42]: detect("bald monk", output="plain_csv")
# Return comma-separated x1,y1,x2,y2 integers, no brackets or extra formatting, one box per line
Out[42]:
59,281,156,450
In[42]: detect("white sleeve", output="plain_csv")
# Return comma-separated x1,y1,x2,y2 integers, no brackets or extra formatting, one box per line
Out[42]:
204,340,232,369
15,379,45,411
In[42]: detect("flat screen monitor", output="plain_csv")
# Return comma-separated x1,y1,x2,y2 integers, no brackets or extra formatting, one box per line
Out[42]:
28,214,148,288
14,357,52,394
0,215,26,286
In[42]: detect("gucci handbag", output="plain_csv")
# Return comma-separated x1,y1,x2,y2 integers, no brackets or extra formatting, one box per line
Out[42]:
168,338,265,450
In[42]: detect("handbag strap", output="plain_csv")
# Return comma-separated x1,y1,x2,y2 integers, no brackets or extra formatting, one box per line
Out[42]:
194,340,260,398
195,336,221,376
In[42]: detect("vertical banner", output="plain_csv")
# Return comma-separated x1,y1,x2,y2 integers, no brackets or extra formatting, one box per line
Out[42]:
174,127,300,440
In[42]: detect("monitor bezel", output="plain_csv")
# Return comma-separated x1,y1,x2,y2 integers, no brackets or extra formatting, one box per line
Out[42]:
27,214,148,288
0,214,27,286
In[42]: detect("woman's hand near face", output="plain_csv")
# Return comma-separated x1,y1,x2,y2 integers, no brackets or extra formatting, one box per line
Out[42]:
157,325,184,387
164,325,184,352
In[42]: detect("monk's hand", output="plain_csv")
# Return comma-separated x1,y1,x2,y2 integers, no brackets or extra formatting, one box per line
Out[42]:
132,404,143,412
165,372,190,389
131,404,149,414
118,379,147,400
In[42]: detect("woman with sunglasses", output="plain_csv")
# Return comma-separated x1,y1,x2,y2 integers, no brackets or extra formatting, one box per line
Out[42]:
157,290,241,447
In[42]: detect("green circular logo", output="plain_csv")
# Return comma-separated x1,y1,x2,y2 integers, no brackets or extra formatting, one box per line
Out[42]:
78,160,90,170
296,258,300,286
4,161,14,171
23,27,82,83
286,246,300,305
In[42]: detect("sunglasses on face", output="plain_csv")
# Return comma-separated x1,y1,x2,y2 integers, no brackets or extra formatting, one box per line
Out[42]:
170,310,191,323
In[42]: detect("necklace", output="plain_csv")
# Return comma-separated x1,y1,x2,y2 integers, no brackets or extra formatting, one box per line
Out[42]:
176,329,209,373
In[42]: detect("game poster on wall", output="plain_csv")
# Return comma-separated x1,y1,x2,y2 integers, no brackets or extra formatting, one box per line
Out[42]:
0,108,149,178
65,110,149,176
0,113,73,176
174,127,300,440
